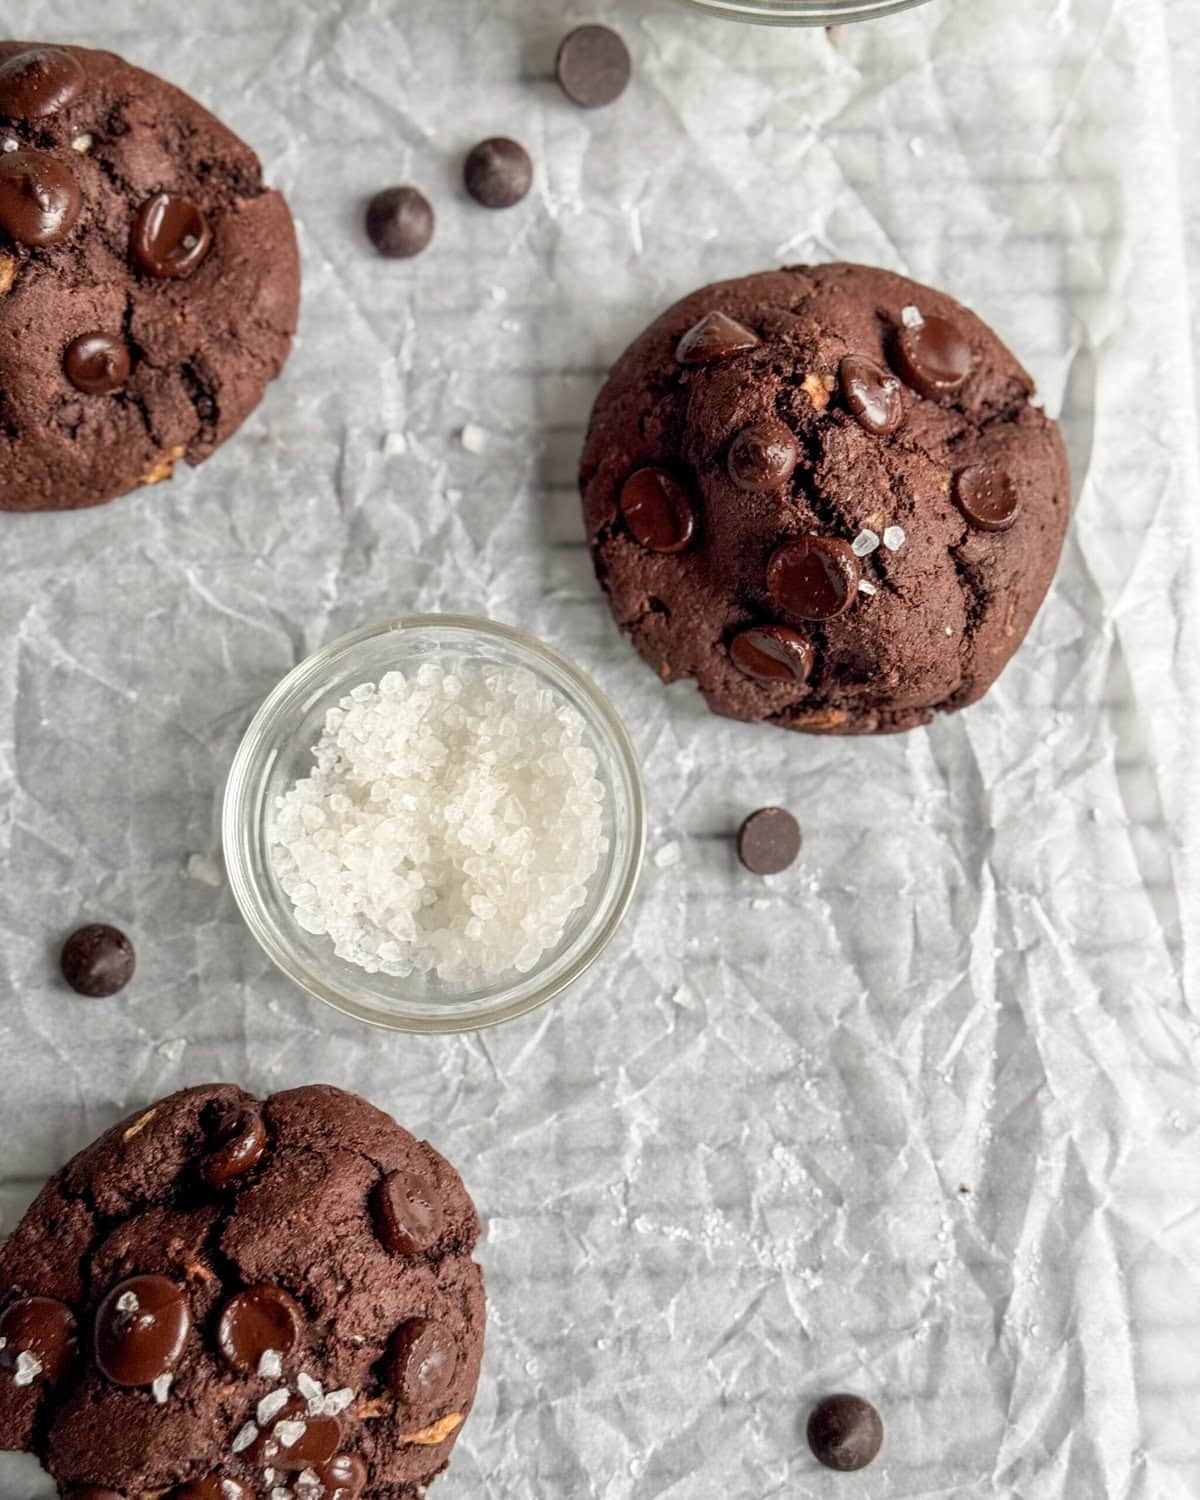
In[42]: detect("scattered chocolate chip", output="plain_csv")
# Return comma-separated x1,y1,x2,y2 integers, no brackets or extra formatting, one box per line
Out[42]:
891,312,971,401
309,1455,368,1500
807,1393,884,1472
727,420,799,492
373,1169,444,1256
199,1103,267,1188
840,354,903,435
0,149,81,247
729,625,813,686
64,333,131,396
0,1296,77,1385
65,1490,125,1500
954,464,1020,532
366,186,435,259
93,1275,191,1388
252,1393,342,1471
388,1317,460,1421
555,25,632,109
131,192,212,280
767,535,860,620
174,1480,246,1500
60,924,135,998
463,137,532,210
619,467,697,554
0,46,86,121
737,807,801,876
675,310,760,366
217,1285,303,1374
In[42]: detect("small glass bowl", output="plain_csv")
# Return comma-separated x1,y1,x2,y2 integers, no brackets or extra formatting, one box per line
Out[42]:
223,616,645,1034
677,0,931,23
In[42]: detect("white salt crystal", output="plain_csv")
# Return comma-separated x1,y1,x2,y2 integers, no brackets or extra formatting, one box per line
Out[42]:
1,139,18,153
275,1418,307,1448
231,1422,258,1453
858,580,877,596
322,1387,354,1416
13,1351,41,1386
270,1489,291,1500
116,1291,140,1314
71,132,94,153
152,1373,172,1404
654,842,681,869
945,626,955,636
297,1370,323,1404
900,304,924,329
851,529,879,556
459,422,490,453
258,1387,291,1425
258,1348,284,1379
381,431,408,457
883,526,906,551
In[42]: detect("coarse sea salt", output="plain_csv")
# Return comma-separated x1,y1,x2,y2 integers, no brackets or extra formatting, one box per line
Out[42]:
271,661,608,984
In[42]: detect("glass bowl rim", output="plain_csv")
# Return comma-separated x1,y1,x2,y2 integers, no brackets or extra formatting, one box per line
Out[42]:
674,0,931,23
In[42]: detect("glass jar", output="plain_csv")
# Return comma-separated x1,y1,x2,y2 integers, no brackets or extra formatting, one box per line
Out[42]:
678,0,931,23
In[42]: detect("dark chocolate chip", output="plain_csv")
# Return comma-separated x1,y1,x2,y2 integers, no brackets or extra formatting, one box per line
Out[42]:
675,310,760,366
727,420,799,492
463,137,532,210
64,333,131,396
840,354,903,435
737,807,801,876
65,1490,125,1500
373,1169,444,1256
366,186,435,259
388,1317,460,1422
93,1275,190,1387
216,1285,303,1374
132,193,212,280
0,1295,77,1385
619,467,696,554
729,625,813,686
174,1480,246,1500
199,1103,267,1188
61,925,135,998
891,312,971,401
0,149,81,247
555,25,632,109
0,47,85,121
767,535,860,620
309,1455,368,1500
251,1393,342,1471
807,1393,884,1472
954,464,1020,532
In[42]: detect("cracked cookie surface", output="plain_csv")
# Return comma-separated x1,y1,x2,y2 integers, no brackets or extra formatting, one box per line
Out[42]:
579,263,1070,735
0,41,299,512
0,1084,484,1499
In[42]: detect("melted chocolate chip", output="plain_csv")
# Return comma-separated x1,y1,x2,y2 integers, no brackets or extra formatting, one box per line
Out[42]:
174,1480,245,1500
840,354,903,435
618,467,696,554
310,1455,368,1500
65,1490,125,1500
675,310,760,366
953,464,1020,532
61,925,135,998
64,333,131,396
199,1103,267,1188
463,137,533,210
131,193,212,280
251,1393,342,1471
737,807,802,876
94,1275,191,1387
729,625,813,686
0,1296,77,1384
373,1170,444,1255
767,536,860,620
366,186,434,259
0,47,85,121
556,25,632,109
807,1393,884,1472
388,1317,460,1421
727,420,799,492
217,1285,303,1373
891,313,971,401
0,149,82,247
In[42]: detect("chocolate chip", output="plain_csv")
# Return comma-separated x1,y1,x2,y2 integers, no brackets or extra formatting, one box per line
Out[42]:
252,1393,342,1471
727,420,799,492
767,535,860,620
619,467,696,554
737,807,801,876
199,1103,267,1188
954,464,1020,532
840,354,903,435
891,313,971,401
65,1490,125,1500
174,1480,246,1500
463,137,532,210
216,1285,303,1374
93,1275,191,1387
366,186,435,258
373,1169,444,1255
729,625,813,686
0,150,81,247
60,924,135,998
675,310,759,366
555,25,632,109
64,333,131,396
388,1317,460,1422
309,1455,368,1500
0,47,86,121
807,1393,884,1472
131,193,212,280
0,1296,77,1385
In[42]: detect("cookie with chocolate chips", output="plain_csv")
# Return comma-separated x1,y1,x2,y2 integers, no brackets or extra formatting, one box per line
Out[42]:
580,263,1070,735
0,41,299,512
0,1085,484,1499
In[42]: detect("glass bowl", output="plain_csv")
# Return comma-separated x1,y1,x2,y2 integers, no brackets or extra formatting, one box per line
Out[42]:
677,0,931,23
223,616,645,1034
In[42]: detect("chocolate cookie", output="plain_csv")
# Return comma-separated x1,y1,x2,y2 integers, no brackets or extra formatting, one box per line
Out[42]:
0,42,300,512
580,264,1070,735
0,1085,484,1498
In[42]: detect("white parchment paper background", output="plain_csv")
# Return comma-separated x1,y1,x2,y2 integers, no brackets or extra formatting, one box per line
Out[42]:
1,0,1198,1495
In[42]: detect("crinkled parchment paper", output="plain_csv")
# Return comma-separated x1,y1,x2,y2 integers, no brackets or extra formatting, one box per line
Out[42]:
1,0,1197,1495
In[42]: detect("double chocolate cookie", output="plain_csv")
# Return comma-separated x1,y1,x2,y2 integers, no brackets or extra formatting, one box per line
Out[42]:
0,1085,484,1498
580,263,1070,735
0,42,300,511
